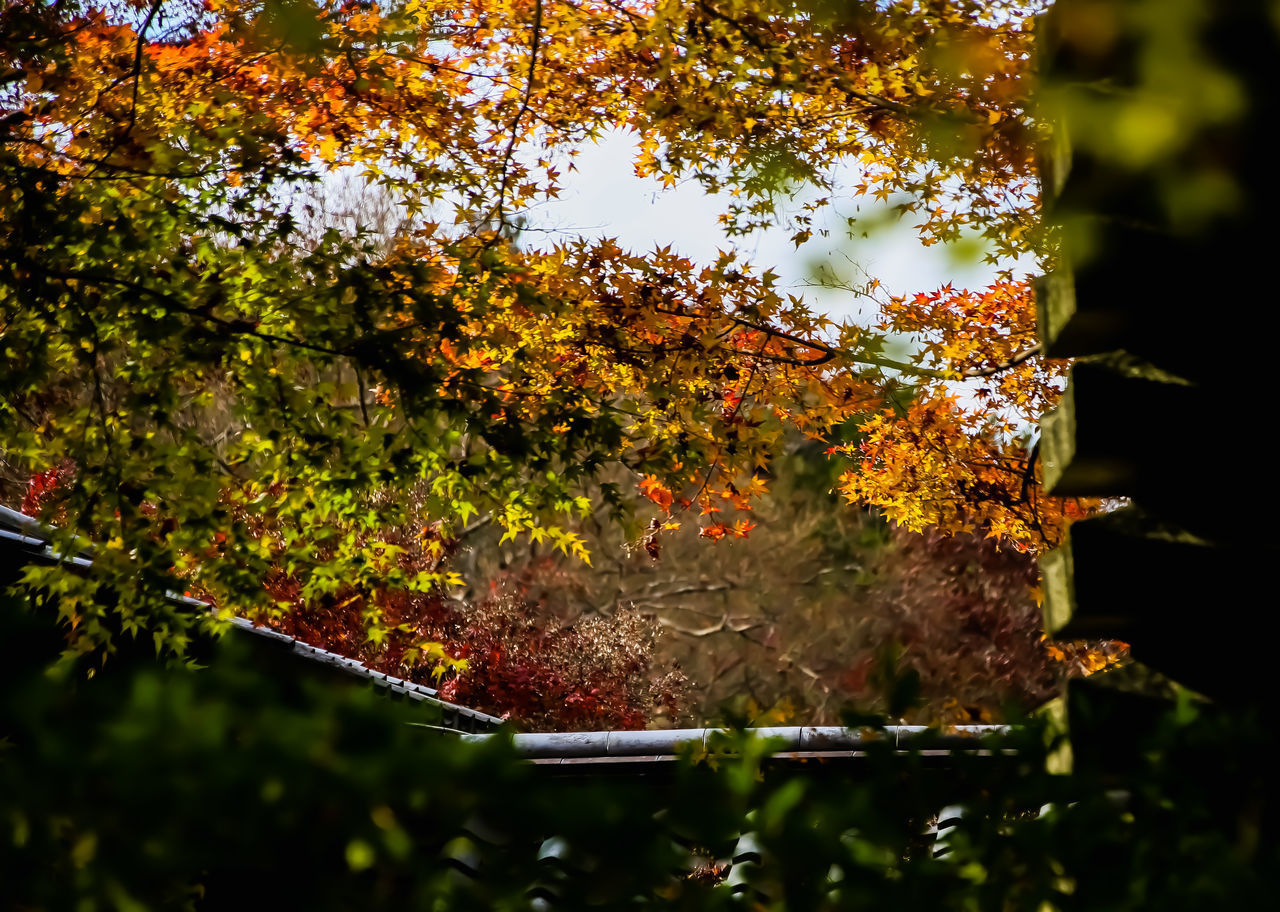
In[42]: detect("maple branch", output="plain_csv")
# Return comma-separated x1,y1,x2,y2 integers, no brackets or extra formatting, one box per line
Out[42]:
492,0,544,230
1019,439,1040,505
694,0,975,125
382,52,514,83
958,344,1043,379
634,581,735,601
642,303,940,376
453,514,494,542
726,314,952,379
352,363,371,426
657,612,760,638
127,0,163,124
4,141,229,180
794,562,864,587
833,85,917,119
585,0,645,24
730,312,1041,382
0,391,42,429
85,0,164,178
32,266,349,359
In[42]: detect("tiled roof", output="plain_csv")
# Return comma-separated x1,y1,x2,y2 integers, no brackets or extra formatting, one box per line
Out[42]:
230,616,502,731
0,504,501,732
430,805,980,904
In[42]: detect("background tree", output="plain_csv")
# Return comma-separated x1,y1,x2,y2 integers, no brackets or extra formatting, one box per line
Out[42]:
462,430,1119,725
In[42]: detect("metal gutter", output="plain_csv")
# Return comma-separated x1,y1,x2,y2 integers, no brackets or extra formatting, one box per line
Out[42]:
0,509,96,569
0,504,53,538
461,725,1012,764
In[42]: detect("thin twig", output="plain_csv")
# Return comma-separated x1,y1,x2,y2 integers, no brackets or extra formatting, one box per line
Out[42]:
491,0,544,231
86,0,165,178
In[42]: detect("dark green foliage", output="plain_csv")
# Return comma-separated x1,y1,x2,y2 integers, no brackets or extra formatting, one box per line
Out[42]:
2,580,1275,910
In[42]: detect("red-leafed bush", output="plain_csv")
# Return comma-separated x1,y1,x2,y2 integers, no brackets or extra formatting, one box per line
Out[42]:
9,461,684,731
262,574,685,731
19,460,74,519
243,506,685,731
232,491,686,730
441,592,685,731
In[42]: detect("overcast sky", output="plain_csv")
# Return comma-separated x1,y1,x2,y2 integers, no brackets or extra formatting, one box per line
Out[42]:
522,129,1010,325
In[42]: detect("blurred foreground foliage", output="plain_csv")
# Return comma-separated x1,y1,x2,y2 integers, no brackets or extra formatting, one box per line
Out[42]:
2,585,1273,911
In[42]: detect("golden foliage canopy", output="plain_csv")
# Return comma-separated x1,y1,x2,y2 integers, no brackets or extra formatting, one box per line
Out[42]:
1,0,1071,656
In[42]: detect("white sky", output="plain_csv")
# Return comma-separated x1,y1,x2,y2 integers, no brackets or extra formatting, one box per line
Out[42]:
522,129,1008,325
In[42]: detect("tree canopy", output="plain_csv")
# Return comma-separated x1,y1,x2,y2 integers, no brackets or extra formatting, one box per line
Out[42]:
0,0,1081,672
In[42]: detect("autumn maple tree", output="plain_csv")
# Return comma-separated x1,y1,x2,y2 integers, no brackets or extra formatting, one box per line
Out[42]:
0,0,1077,687
5,4,1274,908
